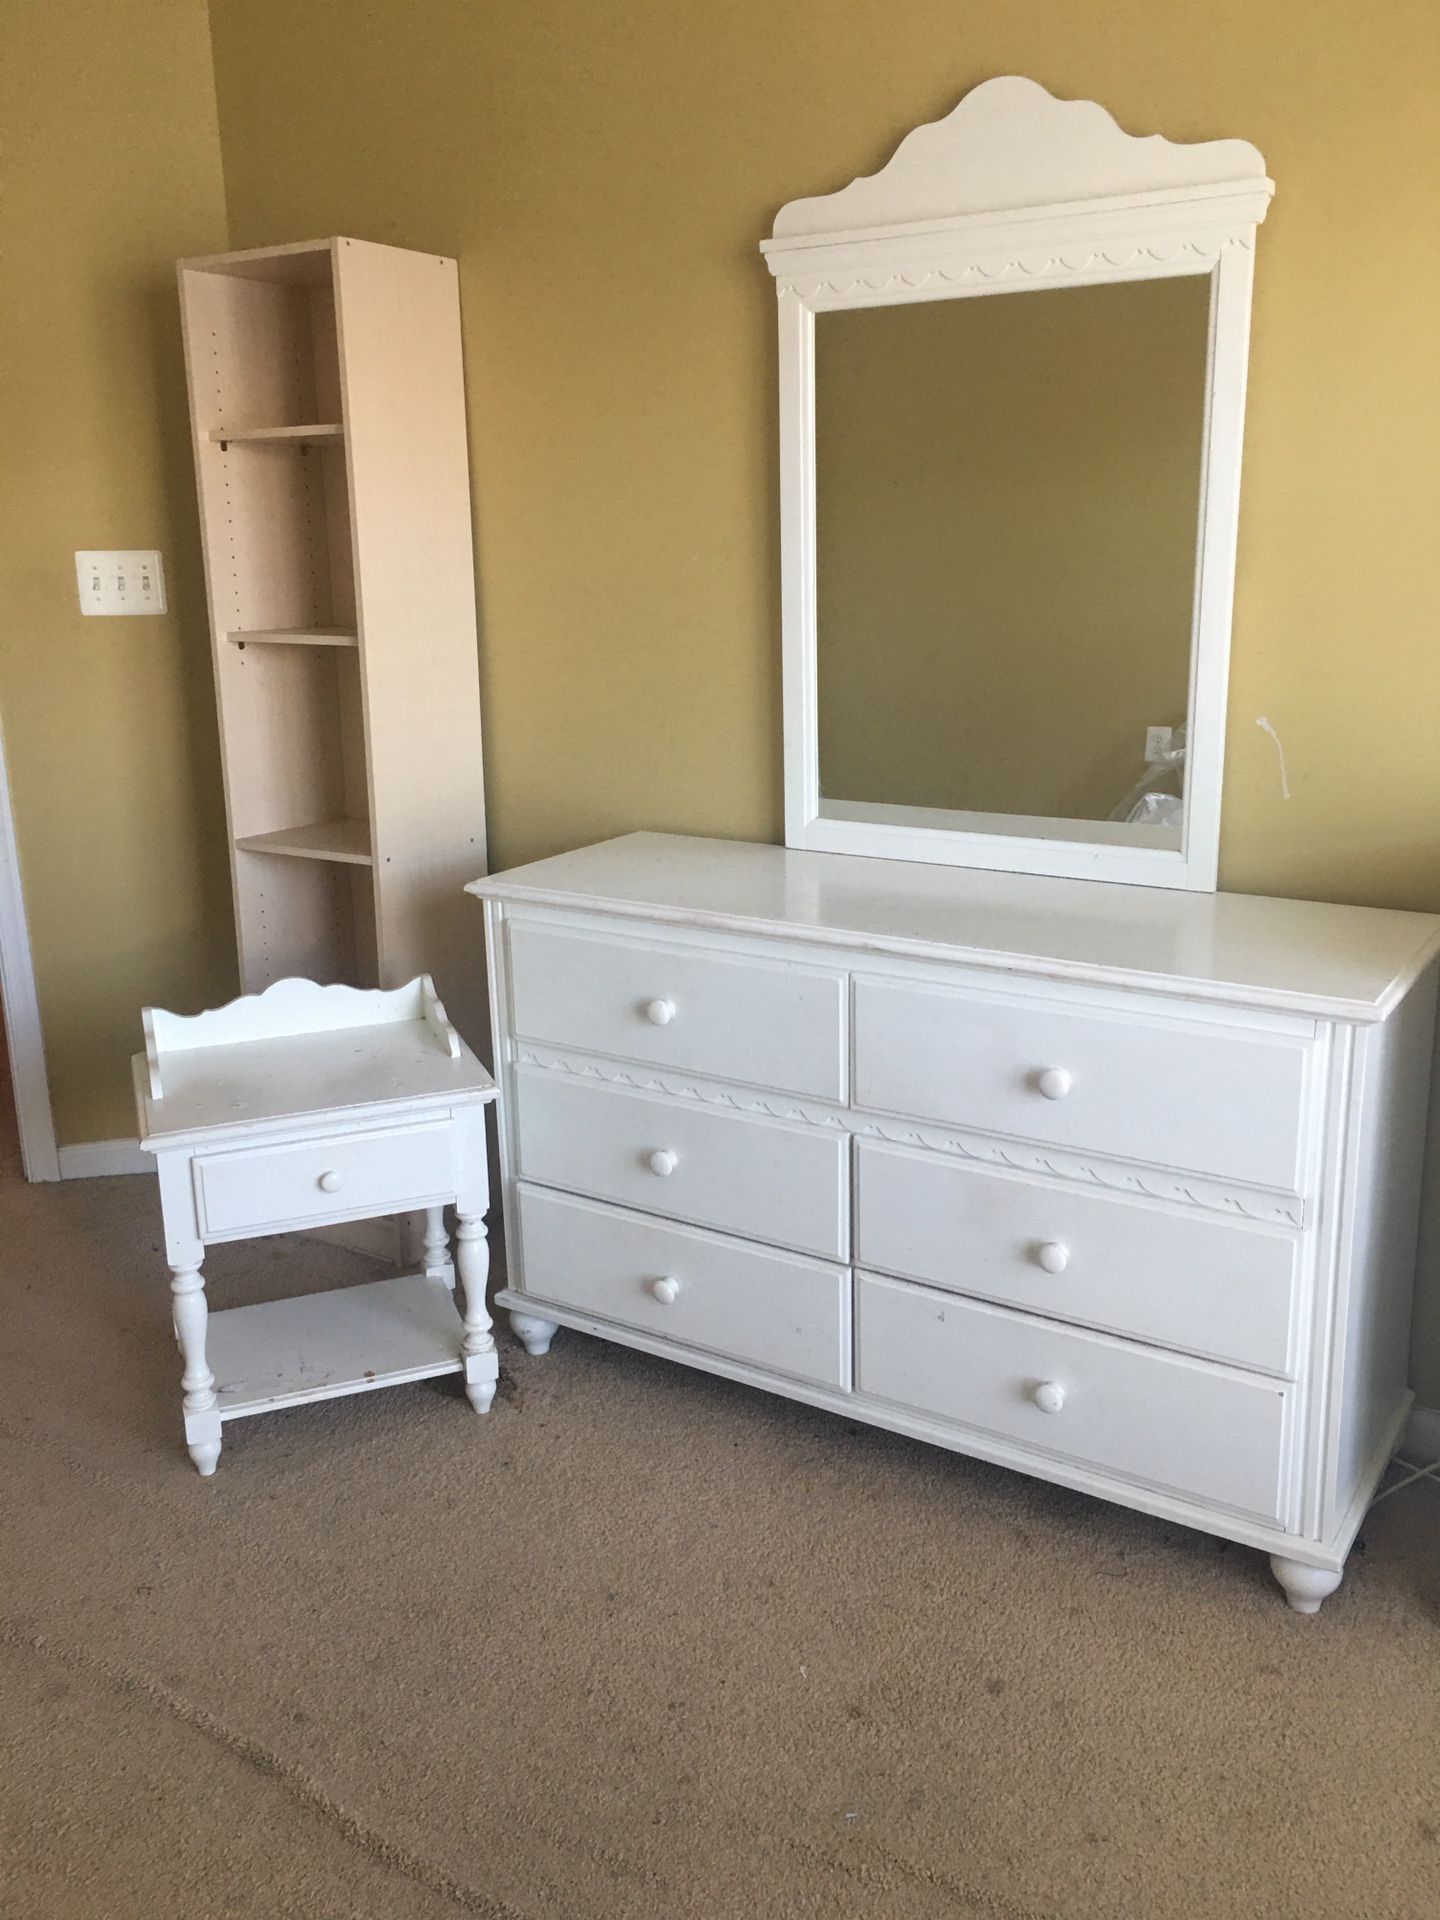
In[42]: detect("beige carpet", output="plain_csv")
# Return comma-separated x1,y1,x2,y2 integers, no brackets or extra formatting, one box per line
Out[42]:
1,1149,1437,1920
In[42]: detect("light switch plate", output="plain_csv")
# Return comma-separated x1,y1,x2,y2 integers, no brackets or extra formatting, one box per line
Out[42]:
75,550,166,616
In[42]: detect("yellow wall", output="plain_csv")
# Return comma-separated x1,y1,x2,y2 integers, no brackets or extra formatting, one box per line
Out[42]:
815,280,1204,821
0,0,235,1144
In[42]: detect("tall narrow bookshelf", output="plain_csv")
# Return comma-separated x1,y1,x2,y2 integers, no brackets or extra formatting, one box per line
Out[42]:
177,237,487,1043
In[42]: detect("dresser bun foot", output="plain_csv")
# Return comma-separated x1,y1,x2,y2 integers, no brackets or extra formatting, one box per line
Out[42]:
511,1312,558,1358
1269,1554,1343,1615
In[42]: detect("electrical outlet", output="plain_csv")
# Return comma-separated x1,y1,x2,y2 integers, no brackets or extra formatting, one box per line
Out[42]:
75,550,166,616
1144,725,1173,764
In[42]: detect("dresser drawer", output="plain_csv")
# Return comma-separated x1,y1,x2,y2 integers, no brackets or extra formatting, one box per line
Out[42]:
514,1066,848,1259
193,1121,455,1238
853,977,1310,1191
856,1140,1299,1374
507,920,846,1100
856,1274,1290,1522
517,1186,849,1387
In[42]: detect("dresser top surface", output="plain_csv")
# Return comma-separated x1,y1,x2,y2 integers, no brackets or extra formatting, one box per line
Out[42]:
469,834,1440,1021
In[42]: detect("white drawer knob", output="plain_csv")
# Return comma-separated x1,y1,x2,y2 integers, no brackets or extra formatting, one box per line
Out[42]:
647,1149,678,1177
645,998,676,1026
649,1276,680,1305
1035,1241,1069,1275
1033,1381,1066,1414
317,1170,344,1193
1036,1067,1072,1101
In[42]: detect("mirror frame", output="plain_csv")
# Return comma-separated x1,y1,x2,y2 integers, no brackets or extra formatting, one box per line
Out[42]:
761,76,1273,891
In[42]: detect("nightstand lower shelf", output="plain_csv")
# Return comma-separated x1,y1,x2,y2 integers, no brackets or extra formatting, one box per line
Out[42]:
209,1271,465,1420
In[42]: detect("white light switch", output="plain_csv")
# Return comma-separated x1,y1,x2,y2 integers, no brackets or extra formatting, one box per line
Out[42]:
75,550,166,616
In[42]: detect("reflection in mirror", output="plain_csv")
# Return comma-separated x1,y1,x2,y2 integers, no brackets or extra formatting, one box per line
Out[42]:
814,275,1211,837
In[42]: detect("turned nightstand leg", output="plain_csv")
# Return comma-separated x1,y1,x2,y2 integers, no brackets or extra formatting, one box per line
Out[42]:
456,1213,498,1414
422,1205,455,1289
510,1311,559,1357
1269,1554,1343,1615
170,1255,221,1476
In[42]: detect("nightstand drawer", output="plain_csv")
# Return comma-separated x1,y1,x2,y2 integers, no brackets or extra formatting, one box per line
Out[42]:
193,1121,456,1237
507,919,847,1100
856,1140,1299,1374
856,1273,1291,1523
516,1186,849,1387
514,1065,849,1259
853,976,1310,1191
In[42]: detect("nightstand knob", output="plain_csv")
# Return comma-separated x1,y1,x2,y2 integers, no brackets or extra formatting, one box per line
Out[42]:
317,1169,344,1193
1035,1241,1069,1275
650,1276,680,1306
645,998,676,1026
648,1149,678,1178
1036,1067,1072,1101
1033,1381,1066,1415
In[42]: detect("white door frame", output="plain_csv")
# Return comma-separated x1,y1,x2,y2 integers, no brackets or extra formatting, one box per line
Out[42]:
0,703,60,1181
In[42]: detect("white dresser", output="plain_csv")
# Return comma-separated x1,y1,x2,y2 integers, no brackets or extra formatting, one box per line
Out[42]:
471,833,1440,1611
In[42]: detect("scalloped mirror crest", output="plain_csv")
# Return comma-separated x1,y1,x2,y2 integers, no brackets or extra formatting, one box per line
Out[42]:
768,76,1270,242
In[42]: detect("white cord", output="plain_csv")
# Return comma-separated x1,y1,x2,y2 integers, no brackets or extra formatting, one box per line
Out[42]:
1368,1455,1440,1509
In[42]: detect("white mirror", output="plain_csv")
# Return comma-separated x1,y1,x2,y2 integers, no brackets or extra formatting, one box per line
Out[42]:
762,77,1273,891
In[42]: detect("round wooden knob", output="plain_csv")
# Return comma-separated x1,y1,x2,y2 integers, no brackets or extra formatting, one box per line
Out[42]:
1036,1067,1072,1101
650,1276,680,1305
1036,1241,1069,1274
317,1170,344,1193
1033,1381,1066,1414
645,998,676,1026
648,1149,678,1177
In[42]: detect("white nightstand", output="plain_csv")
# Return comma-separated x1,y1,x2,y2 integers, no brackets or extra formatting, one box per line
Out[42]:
133,976,498,1475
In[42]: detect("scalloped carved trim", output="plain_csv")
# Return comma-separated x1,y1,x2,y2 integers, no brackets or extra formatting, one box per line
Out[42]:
851,1115,1302,1227
145,973,456,1098
515,1045,850,1132
770,76,1269,241
779,235,1249,301
512,1046,1304,1228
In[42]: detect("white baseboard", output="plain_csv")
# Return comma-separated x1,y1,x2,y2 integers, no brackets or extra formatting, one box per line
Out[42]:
56,1137,150,1178
1402,1403,1440,1466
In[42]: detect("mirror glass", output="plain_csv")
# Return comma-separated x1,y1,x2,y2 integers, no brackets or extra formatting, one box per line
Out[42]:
814,275,1212,841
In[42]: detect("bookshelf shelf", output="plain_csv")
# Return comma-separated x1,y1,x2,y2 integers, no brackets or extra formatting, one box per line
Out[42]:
227,628,358,648
208,423,344,445
235,819,373,866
